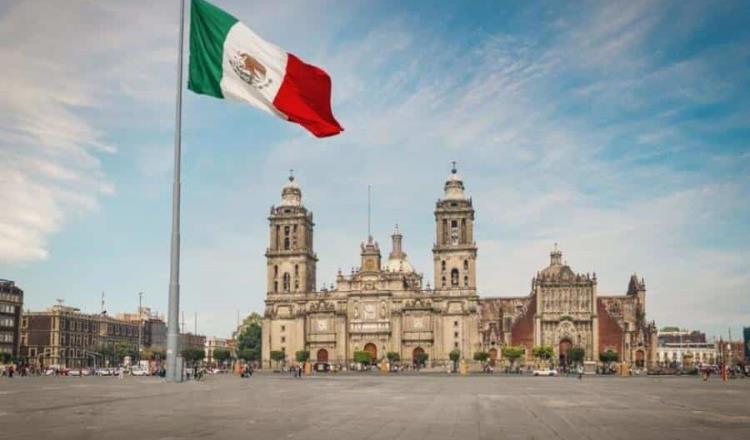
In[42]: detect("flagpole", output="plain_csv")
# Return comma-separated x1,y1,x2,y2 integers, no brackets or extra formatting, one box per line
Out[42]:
166,0,186,383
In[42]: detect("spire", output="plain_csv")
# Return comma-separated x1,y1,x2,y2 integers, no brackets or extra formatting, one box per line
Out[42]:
550,242,563,266
389,224,406,260
367,185,372,242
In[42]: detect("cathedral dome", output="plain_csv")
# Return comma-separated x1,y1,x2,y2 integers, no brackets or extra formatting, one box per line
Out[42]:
384,225,415,272
539,244,575,279
384,256,415,273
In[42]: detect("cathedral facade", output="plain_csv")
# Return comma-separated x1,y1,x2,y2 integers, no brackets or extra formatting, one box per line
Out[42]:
261,167,657,369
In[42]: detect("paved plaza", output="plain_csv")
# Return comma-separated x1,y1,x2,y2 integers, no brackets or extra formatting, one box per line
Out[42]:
1,373,749,440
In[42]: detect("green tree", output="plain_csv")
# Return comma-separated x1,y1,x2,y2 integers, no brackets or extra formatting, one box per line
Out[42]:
0,353,11,364
414,352,429,367
353,351,372,365
237,348,256,362
237,314,262,362
386,352,400,363
532,346,554,360
449,349,461,371
295,350,310,363
270,350,286,369
599,350,619,369
213,348,232,365
181,348,206,367
98,342,137,366
569,347,585,366
473,352,489,363
502,346,525,369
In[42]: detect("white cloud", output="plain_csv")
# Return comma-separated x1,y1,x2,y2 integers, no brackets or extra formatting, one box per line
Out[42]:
0,1,176,263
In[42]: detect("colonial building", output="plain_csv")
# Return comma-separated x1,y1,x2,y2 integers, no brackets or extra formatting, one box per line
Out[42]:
204,337,231,364
262,167,657,369
116,308,168,352
479,251,658,368
0,279,23,359
21,305,142,368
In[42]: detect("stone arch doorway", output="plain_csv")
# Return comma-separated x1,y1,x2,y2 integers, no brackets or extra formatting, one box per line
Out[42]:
635,350,645,368
559,339,572,368
413,347,425,367
317,348,329,363
489,348,498,366
364,343,378,362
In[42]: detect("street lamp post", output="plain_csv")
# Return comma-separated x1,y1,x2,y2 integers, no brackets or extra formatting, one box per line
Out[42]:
137,292,143,365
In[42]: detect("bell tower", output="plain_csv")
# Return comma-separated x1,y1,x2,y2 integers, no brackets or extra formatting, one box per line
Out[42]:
266,171,317,295
433,162,477,292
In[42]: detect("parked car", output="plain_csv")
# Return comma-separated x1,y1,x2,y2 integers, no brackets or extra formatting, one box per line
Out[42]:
95,368,112,376
131,368,149,376
532,368,558,376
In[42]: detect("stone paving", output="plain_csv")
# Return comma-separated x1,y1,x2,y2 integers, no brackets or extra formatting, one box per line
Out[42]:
1,373,749,440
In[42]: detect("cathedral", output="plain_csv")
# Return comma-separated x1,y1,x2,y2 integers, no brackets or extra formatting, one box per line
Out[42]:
261,166,657,369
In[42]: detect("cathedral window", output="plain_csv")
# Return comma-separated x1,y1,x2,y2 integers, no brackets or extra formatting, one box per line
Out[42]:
451,269,459,286
463,260,468,270
461,219,466,243
275,225,280,250
294,279,299,291
273,281,278,293
283,273,290,292
274,265,278,277
442,219,448,244
294,264,299,276
464,276,469,287
292,225,298,250
441,260,446,272
284,226,291,250
450,220,459,245
441,276,446,288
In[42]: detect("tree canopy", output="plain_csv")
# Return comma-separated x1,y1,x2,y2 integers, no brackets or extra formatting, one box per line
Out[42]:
295,350,310,363
270,350,286,363
213,348,232,364
532,346,553,360
502,346,525,366
449,349,461,362
413,352,429,366
569,347,586,364
473,352,489,362
181,348,205,365
386,352,400,362
353,351,372,365
599,350,619,363
237,317,262,362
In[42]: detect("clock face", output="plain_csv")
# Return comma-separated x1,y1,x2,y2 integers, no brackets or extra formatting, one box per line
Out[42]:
413,318,423,329
316,320,328,331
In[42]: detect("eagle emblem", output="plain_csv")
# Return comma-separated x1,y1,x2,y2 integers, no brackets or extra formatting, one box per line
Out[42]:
230,52,273,90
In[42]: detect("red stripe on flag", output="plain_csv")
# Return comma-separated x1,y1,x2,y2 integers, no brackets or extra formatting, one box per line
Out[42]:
273,53,343,138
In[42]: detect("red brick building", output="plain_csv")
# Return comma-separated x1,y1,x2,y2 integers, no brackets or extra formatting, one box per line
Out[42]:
478,246,658,369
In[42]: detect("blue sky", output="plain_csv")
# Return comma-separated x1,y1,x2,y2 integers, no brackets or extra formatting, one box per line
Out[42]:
0,0,748,340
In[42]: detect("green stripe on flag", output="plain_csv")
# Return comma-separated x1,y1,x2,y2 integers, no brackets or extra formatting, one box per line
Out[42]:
188,0,238,98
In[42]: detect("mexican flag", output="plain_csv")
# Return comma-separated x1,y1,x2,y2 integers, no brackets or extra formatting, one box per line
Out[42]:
188,0,343,138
